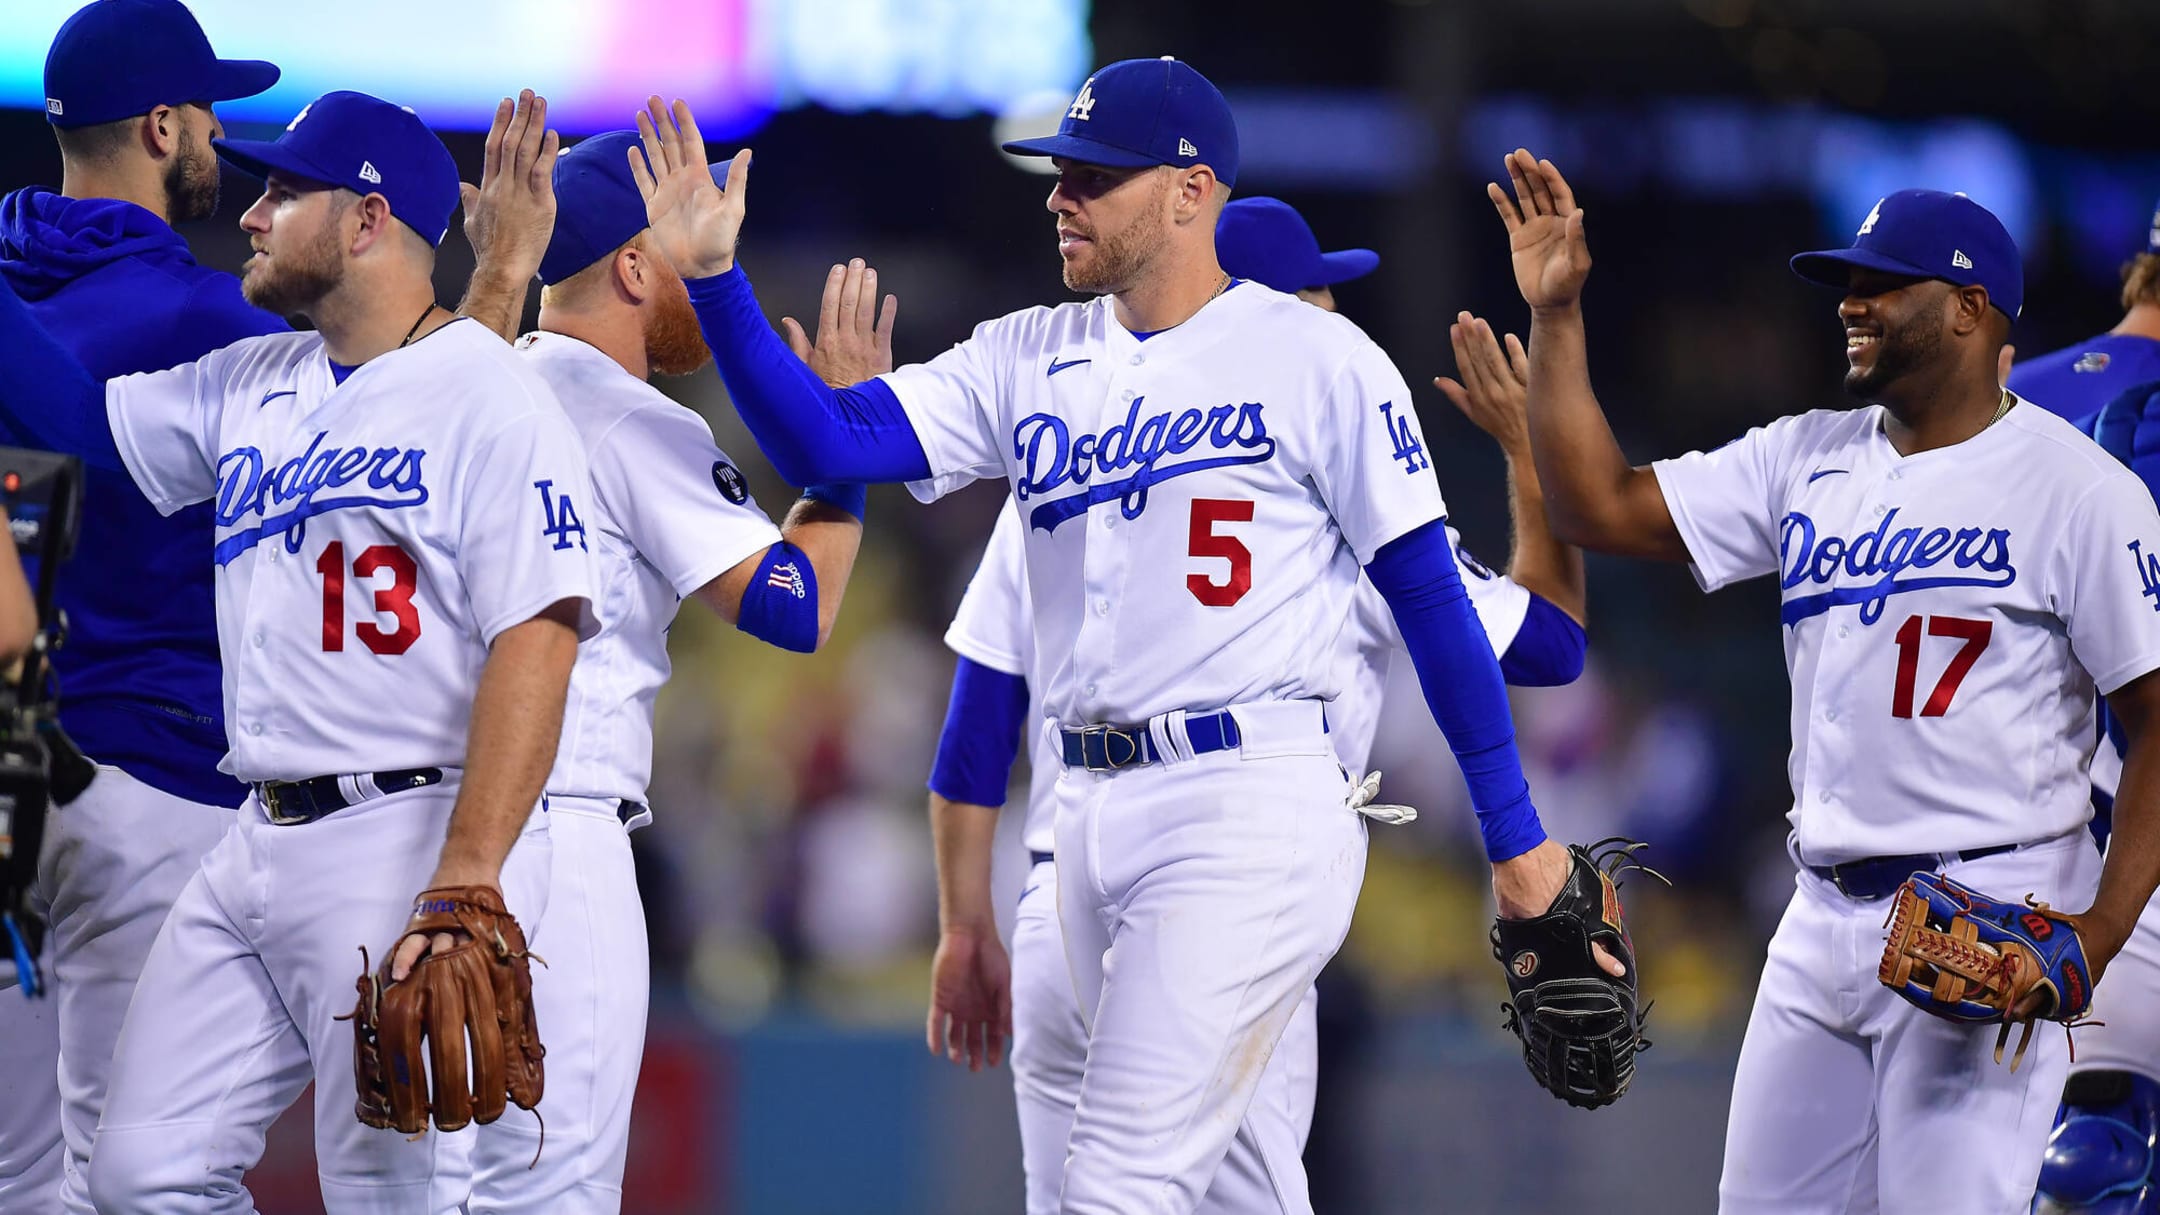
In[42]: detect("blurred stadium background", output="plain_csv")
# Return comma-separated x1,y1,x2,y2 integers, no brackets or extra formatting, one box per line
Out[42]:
4,0,2155,1210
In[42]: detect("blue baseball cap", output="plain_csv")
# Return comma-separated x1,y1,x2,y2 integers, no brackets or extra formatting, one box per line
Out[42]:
1215,197,1377,294
1790,189,2023,320
1003,57,1239,188
212,92,460,247
540,131,726,286
44,0,279,130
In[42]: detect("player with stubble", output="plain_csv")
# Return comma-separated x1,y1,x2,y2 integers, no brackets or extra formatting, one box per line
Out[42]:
0,90,598,1211
623,60,1623,1214
1491,149,2160,1211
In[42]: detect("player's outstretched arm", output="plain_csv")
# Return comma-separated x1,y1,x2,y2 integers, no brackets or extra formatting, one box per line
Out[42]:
389,600,582,980
1489,150,1687,562
456,90,561,343
628,97,932,486
1436,316,1586,623
2078,666,2160,993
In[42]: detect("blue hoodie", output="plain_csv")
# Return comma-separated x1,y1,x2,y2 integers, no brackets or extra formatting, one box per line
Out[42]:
0,187,286,807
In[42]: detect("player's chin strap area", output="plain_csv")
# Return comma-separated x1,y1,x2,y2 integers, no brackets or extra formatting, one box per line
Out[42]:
1348,770,1417,825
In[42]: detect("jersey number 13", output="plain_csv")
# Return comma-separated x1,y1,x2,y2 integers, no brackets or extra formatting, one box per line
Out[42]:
317,541,422,655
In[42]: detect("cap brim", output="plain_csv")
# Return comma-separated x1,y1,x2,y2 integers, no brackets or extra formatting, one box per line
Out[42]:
1315,248,1380,287
1789,247,1936,290
211,136,339,189
1000,133,1162,168
196,59,281,105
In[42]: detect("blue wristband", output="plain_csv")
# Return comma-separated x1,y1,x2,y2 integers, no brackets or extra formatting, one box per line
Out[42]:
801,483,867,521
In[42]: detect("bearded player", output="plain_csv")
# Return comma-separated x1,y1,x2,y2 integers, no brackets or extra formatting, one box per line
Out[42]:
627,59,1634,1212
1495,149,2160,1212
0,90,597,1212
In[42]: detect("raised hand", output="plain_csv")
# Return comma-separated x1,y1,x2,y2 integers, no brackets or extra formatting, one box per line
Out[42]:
782,259,899,388
629,96,750,280
926,926,1013,1072
456,90,559,341
1435,311,1531,455
1489,149,1591,312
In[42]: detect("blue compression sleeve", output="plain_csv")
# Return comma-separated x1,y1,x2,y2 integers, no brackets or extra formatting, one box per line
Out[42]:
800,482,867,521
736,540,820,653
685,267,932,486
0,278,122,471
1367,518,1546,861
928,656,1031,807
1498,594,1587,687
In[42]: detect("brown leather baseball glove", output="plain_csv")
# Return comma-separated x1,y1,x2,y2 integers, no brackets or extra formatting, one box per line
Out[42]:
343,885,545,1133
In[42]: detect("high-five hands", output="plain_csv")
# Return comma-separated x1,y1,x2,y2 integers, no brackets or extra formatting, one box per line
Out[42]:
784,259,899,388
1489,149,1592,312
1435,312,1531,454
459,90,560,286
629,96,751,281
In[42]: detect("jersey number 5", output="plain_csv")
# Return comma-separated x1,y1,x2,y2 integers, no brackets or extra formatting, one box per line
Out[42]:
1890,614,1990,718
318,541,422,655
1188,499,1254,607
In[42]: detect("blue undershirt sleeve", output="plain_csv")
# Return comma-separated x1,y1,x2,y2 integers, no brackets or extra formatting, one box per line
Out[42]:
1498,594,1588,687
928,656,1031,807
0,278,122,471
684,267,932,486
1366,518,1546,861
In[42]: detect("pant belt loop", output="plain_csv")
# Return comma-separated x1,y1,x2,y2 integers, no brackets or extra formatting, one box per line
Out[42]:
1148,709,1194,766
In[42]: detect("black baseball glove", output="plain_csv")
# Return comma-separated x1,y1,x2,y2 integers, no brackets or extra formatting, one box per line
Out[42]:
1490,837,1663,1109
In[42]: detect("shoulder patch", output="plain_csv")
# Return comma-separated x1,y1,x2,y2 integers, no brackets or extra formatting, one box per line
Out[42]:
712,459,749,504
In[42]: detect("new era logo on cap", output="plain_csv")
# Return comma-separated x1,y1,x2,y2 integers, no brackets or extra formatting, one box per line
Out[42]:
1178,137,1197,157
45,99,62,115
1951,249,1972,270
359,161,382,184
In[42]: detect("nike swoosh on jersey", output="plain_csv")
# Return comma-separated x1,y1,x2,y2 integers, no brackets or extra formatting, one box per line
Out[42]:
1806,468,1849,483
258,388,298,408
1046,357,1091,377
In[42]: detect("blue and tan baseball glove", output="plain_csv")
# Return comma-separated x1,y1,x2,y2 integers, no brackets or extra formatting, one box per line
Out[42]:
1878,871,2093,1069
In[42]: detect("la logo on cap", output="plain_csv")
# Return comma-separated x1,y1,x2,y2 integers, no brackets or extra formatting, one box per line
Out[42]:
1858,199,1882,236
286,102,312,132
1067,80,1096,122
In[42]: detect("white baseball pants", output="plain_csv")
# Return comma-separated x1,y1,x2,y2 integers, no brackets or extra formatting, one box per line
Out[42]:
87,779,551,1214
1011,856,1321,1215
467,794,648,1214
0,766,233,1215
1051,701,1362,1215
1717,831,2103,1214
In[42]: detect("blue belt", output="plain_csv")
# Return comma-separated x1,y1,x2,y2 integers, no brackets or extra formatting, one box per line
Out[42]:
1807,842,2018,901
257,767,444,825
1059,709,1242,771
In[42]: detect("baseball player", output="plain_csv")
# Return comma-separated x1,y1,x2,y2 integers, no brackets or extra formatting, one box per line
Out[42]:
446,128,867,1214
0,4,282,1206
0,89,598,1213
628,61,1608,1214
0,7,562,1209
2007,196,2160,428
1492,149,2160,1212
919,199,1588,1210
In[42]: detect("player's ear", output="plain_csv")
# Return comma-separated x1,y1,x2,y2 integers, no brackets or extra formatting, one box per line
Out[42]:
613,243,651,305
141,105,180,159
1952,284,1989,337
1173,166,1217,224
345,192,396,257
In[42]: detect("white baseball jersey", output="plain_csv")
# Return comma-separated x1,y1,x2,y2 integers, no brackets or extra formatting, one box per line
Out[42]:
946,496,1534,851
1654,398,2160,862
888,283,1445,728
105,319,598,782
516,331,782,810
